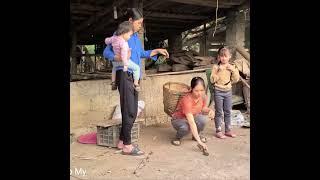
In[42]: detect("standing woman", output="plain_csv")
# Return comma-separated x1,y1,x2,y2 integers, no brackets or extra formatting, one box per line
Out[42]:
103,8,169,156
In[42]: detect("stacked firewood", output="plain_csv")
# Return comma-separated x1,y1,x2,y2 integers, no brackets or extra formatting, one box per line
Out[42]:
157,50,216,72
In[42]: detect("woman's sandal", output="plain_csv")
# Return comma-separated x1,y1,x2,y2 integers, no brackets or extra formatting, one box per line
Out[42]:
134,85,141,92
121,146,144,156
117,144,138,150
171,138,181,146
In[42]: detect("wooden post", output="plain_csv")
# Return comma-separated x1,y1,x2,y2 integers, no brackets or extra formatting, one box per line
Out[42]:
242,78,250,113
138,29,146,79
70,32,78,75
204,23,207,56
226,10,246,60
94,44,97,71
168,33,182,52
235,45,250,62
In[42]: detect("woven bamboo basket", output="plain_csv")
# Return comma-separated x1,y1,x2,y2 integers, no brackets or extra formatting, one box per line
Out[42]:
163,82,191,116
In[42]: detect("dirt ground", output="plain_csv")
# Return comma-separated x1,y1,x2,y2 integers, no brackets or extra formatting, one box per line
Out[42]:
70,121,250,180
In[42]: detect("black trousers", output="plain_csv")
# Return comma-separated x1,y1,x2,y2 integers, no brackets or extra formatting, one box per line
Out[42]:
116,70,138,145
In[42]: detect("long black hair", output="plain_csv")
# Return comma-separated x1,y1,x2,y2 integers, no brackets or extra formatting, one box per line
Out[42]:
190,77,205,91
118,8,143,23
125,8,143,21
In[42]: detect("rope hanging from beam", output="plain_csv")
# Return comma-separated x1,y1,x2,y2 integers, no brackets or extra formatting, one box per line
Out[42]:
212,0,219,39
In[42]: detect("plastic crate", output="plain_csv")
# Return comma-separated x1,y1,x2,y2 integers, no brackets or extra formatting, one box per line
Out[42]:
97,122,140,147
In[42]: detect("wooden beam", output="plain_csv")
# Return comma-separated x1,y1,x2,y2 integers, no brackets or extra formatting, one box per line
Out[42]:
71,73,112,81
185,6,211,14
169,0,231,8
71,16,88,21
72,10,94,16
224,0,247,4
147,23,184,29
235,45,250,61
146,68,210,77
144,0,163,9
75,10,111,31
178,9,226,33
76,5,228,44
92,0,145,43
186,20,226,38
228,0,250,12
91,0,129,34
165,0,242,8
93,19,117,34
78,12,224,44
145,17,225,35
236,0,250,10
96,22,184,36
147,28,184,33
144,17,193,23
75,0,126,32
147,21,220,42
144,11,207,20
70,3,102,12
185,26,226,44
129,0,142,8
